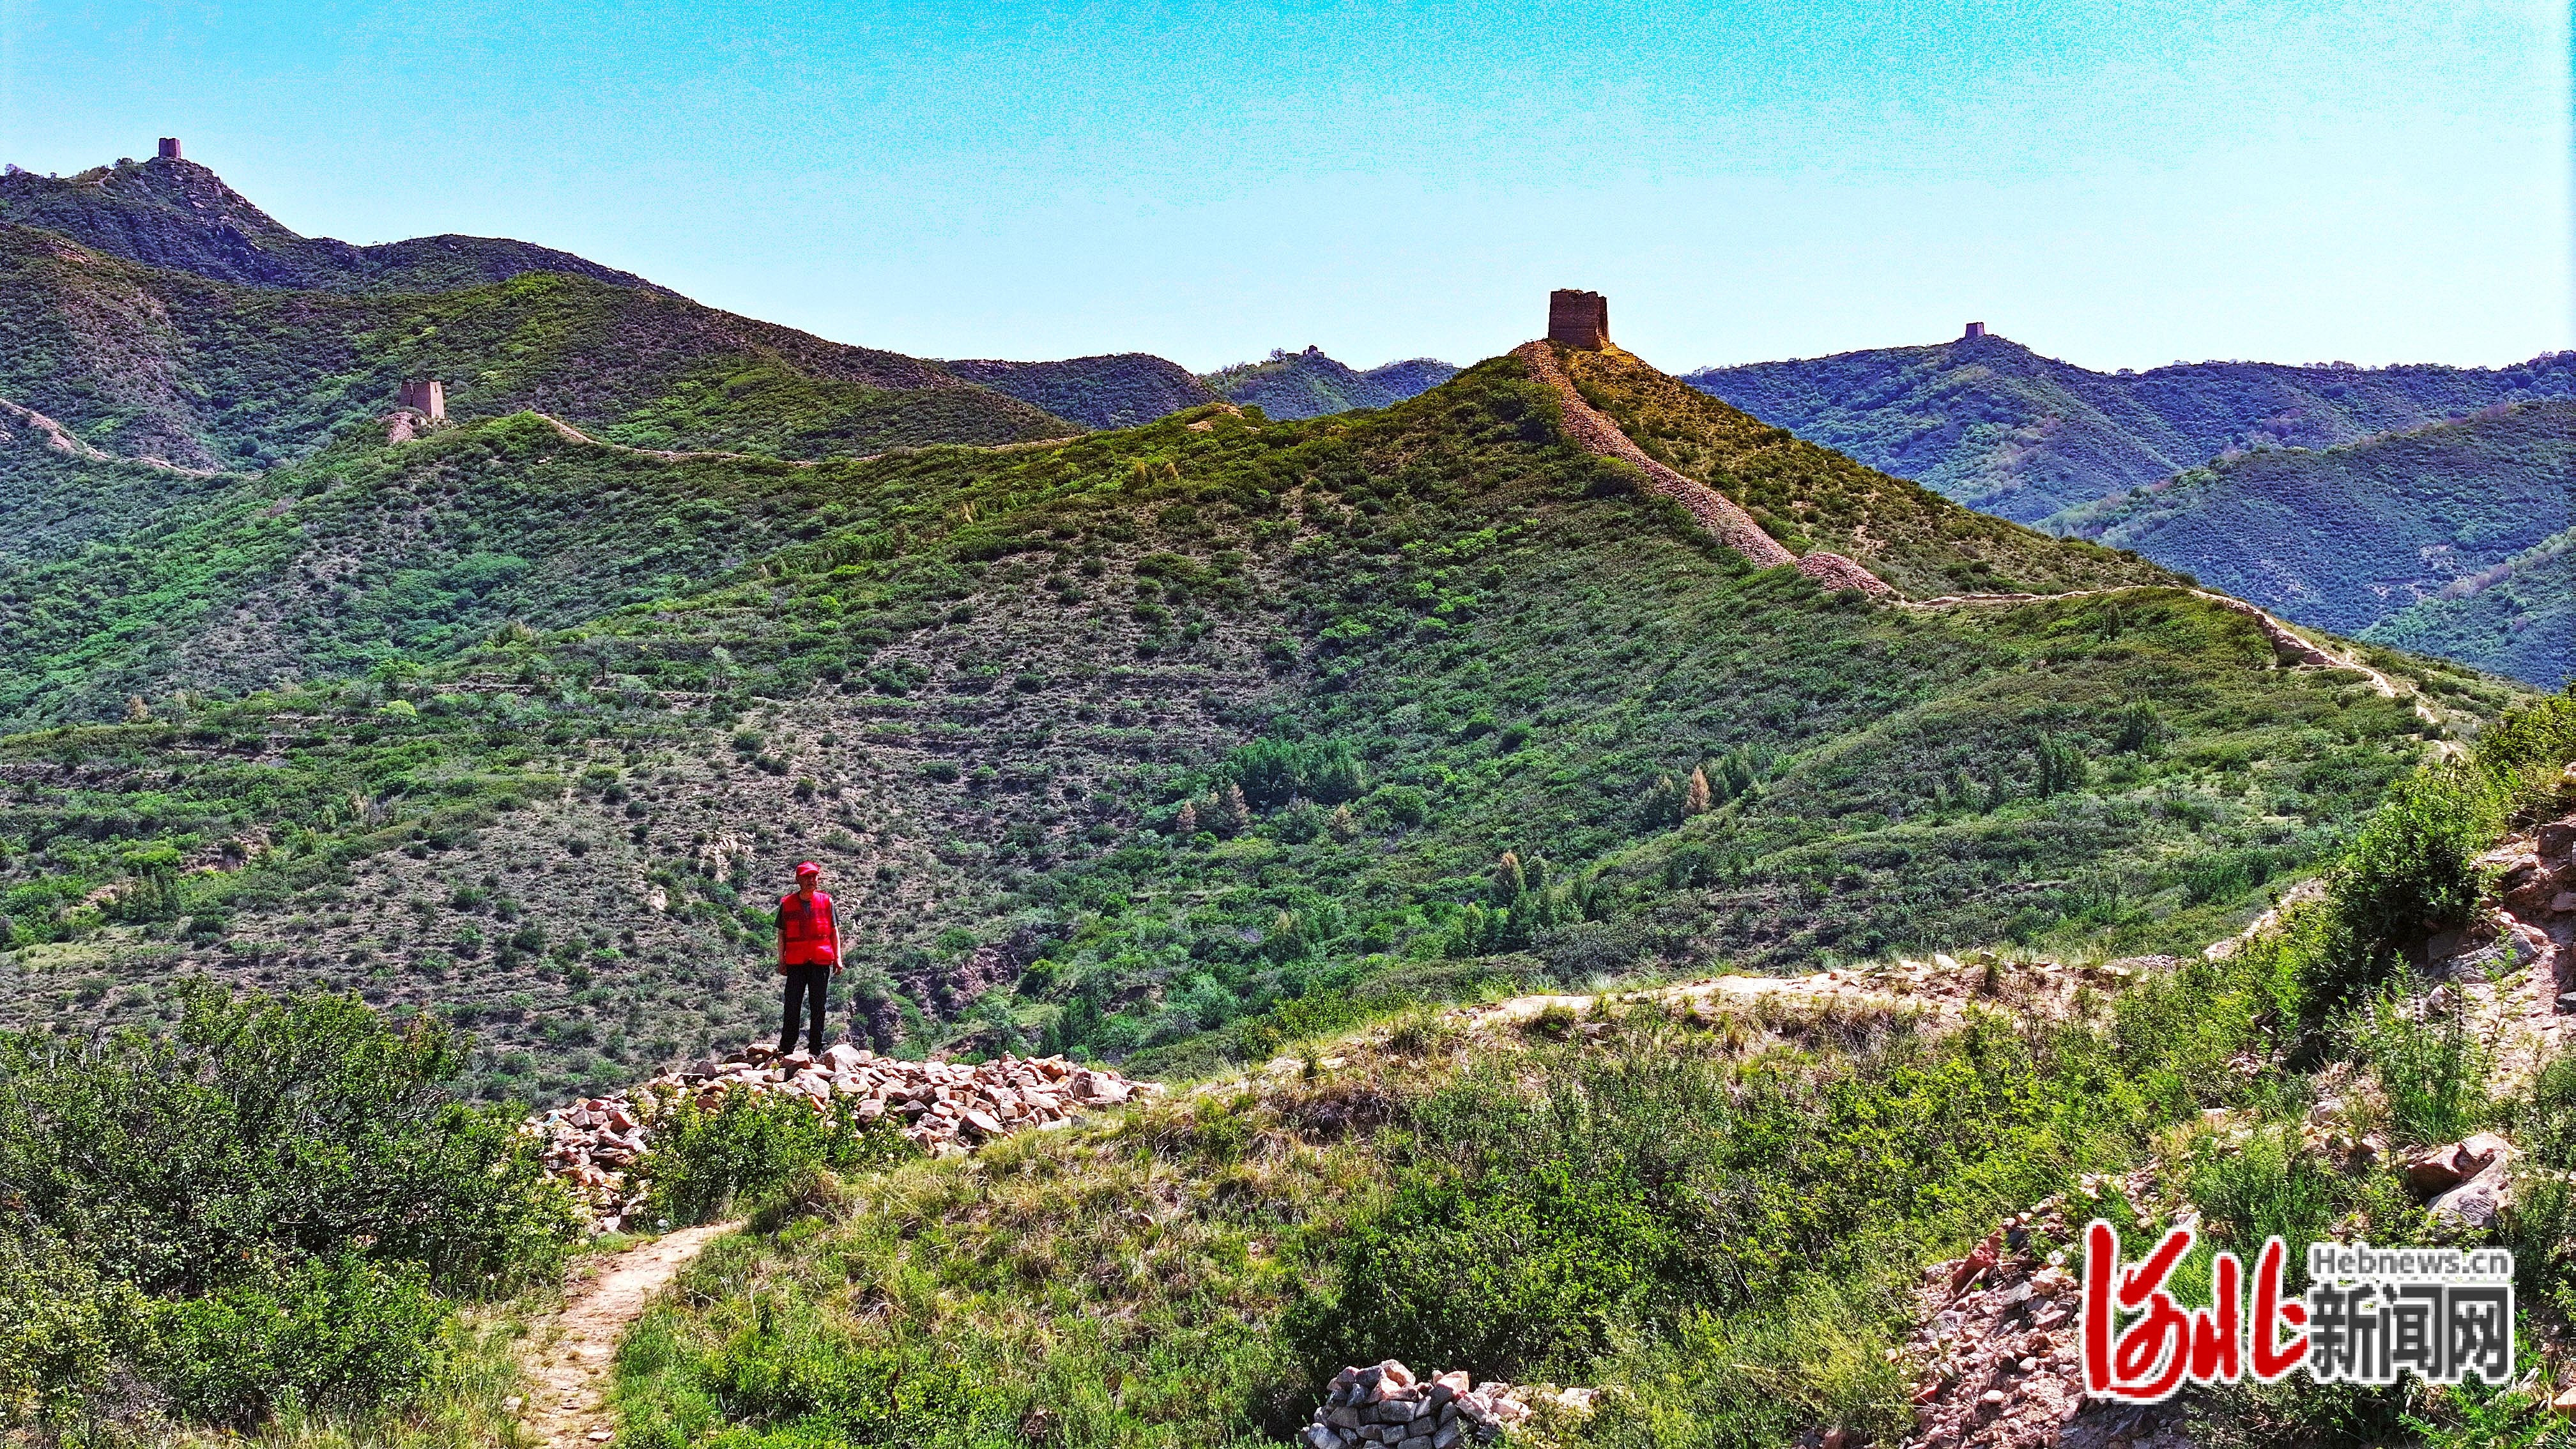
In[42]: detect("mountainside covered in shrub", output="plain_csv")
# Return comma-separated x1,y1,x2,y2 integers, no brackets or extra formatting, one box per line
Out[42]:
0,349,2509,1108
1687,332,2576,524
1563,344,2177,597
2046,401,2576,686
2366,530,2576,694
610,691,2576,1449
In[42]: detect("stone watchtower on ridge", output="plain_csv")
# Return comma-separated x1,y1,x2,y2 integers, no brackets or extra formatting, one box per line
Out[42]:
157,137,181,160
397,379,446,422
1548,289,1610,350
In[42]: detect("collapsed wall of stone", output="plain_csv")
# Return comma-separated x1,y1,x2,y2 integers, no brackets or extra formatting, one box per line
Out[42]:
527,1042,1159,1230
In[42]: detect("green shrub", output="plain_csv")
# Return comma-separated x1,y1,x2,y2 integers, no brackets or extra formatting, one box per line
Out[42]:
2184,1128,2340,1262
0,1231,144,1428
0,981,573,1299
153,1254,450,1429
2352,985,2492,1147
1299,1163,1673,1380
638,1086,921,1225
2316,763,2506,1005
0,982,576,1429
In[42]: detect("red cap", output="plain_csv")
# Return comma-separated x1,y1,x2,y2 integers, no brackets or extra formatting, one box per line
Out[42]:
795,861,822,877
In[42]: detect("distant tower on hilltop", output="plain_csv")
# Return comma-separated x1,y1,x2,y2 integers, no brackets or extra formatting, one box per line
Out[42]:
157,137,181,160
397,379,446,421
1962,322,1988,341
1549,289,1610,350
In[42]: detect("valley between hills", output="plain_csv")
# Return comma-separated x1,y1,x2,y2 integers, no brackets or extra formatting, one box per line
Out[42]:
5,148,2576,1449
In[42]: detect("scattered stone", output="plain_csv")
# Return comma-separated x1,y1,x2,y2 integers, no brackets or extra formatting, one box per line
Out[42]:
1308,1361,1590,1449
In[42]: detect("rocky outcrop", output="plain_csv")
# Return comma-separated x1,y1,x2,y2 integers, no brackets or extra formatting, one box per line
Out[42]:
1513,341,1892,597
528,1042,1158,1230
2409,1132,2519,1229
1304,1361,1594,1449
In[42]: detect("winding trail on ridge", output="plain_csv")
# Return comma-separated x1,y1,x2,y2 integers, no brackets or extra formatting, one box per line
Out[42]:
519,1220,742,1449
1512,341,2421,714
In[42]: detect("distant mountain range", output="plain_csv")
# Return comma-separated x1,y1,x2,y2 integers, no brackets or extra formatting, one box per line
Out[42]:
1686,332,2576,525
0,154,1456,468
946,346,1459,430
2051,400,2576,686
1202,346,1460,420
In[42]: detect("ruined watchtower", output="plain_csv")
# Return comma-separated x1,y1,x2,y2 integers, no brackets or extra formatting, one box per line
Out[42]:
1548,289,1610,350
1962,322,1988,341
397,379,446,421
157,137,181,160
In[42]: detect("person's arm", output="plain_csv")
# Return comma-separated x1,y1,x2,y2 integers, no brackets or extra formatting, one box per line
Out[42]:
776,898,790,973
827,897,843,973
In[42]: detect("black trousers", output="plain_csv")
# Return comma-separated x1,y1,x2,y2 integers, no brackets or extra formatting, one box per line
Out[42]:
779,963,831,1054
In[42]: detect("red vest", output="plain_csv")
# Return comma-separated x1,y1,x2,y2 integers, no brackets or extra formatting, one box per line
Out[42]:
778,890,838,966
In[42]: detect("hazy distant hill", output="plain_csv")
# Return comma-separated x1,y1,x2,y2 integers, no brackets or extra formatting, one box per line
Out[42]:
2365,527,2575,689
1201,346,1457,420
1687,332,2576,523
2039,398,2576,687
946,353,1218,429
0,154,661,295
2049,399,2574,636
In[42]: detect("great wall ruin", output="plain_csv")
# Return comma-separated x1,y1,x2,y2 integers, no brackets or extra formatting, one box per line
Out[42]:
1520,291,1897,597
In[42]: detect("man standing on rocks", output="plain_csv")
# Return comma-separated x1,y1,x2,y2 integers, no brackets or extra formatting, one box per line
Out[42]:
777,861,841,1055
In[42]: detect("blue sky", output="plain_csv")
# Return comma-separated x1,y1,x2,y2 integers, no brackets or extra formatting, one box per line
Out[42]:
3,0,2566,372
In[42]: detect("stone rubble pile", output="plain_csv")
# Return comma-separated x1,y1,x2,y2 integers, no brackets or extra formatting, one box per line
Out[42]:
1305,1362,1595,1449
1901,1195,2090,1449
527,1042,1160,1230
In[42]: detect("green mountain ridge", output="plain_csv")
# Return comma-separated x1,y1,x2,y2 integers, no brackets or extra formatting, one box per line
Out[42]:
0,344,2503,1108
0,158,1079,475
1687,332,2576,524
2046,401,2576,686
0,153,664,295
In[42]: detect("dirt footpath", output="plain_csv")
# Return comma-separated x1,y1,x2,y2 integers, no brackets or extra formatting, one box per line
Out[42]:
519,1220,740,1447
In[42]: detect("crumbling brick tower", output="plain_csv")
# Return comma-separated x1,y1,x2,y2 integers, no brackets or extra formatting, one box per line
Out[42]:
397,379,446,421
157,137,181,160
1548,289,1610,350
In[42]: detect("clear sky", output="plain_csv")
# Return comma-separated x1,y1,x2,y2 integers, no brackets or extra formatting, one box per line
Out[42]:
2,0,2566,374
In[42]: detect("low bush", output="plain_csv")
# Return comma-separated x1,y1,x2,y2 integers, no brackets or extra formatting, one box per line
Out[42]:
2350,985,2493,1147
153,1254,450,1429
0,979,574,1300
637,1086,921,1225
0,981,576,1432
